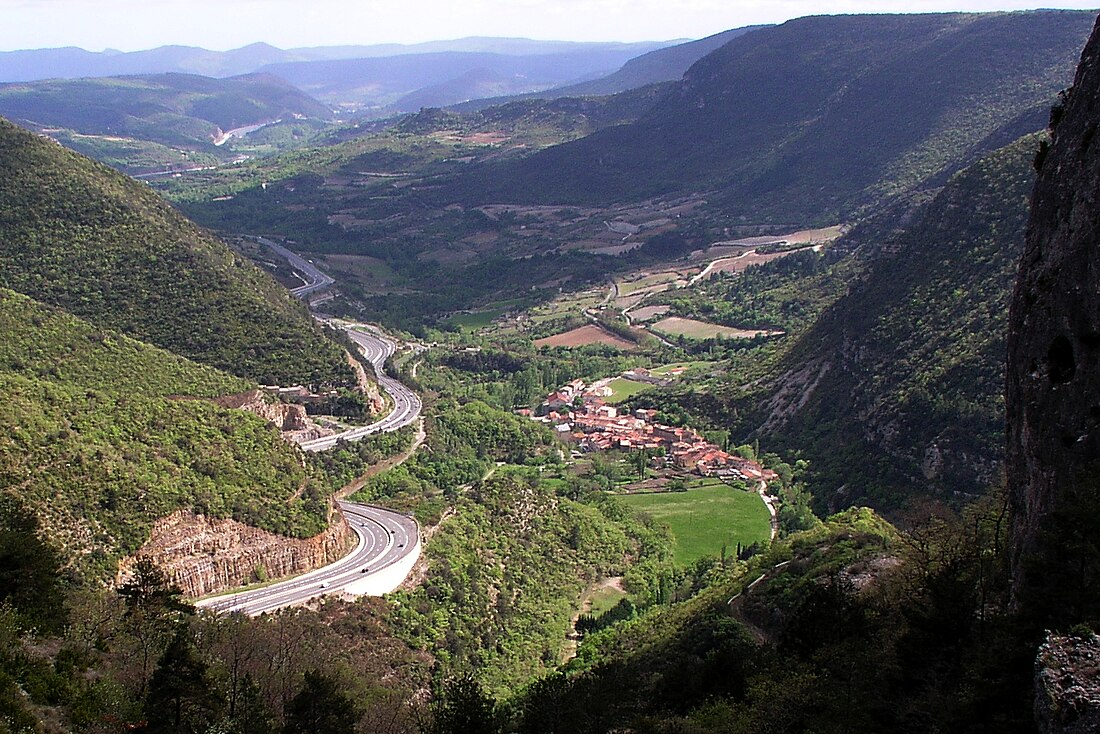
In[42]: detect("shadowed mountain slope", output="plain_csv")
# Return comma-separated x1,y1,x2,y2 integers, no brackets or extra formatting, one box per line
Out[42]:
446,11,1093,224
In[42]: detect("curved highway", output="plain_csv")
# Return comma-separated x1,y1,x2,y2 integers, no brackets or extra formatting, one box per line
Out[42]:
254,236,335,298
256,235,421,450
196,502,419,616
196,240,424,614
298,326,423,452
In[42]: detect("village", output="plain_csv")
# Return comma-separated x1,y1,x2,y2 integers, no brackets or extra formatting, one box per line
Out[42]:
519,374,779,484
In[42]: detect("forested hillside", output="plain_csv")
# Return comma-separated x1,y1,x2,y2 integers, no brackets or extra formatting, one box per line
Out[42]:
0,118,352,386
732,134,1039,511
447,11,1091,221
0,289,334,580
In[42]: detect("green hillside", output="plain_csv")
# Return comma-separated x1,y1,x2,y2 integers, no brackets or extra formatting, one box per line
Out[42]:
0,117,352,387
447,11,1091,222
0,289,332,580
503,502,1034,733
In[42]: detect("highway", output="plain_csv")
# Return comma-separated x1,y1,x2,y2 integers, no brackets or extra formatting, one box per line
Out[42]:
254,236,335,298
257,236,421,449
198,240,424,614
298,325,423,451
195,502,420,616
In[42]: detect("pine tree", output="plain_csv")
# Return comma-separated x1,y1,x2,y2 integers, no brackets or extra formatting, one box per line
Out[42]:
282,670,357,734
145,627,223,733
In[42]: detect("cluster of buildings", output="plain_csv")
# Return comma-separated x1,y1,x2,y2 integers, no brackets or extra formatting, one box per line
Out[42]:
522,379,778,482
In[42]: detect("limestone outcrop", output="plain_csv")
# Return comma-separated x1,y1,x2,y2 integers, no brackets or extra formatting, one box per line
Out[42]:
215,389,335,443
119,508,355,598
1036,633,1100,734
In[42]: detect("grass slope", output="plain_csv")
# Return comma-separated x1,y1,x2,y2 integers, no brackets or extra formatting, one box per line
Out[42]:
0,117,352,387
620,483,771,565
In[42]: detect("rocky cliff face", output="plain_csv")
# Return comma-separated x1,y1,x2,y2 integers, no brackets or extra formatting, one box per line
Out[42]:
215,389,335,444
119,508,354,598
1007,15,1100,621
1036,633,1100,734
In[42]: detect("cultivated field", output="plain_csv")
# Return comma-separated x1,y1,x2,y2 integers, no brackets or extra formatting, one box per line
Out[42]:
628,304,671,322
618,271,685,296
315,253,400,292
620,482,772,565
534,324,637,349
652,317,781,341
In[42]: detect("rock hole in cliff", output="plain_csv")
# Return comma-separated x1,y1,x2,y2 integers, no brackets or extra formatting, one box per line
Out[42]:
1082,121,1098,154
1048,334,1076,384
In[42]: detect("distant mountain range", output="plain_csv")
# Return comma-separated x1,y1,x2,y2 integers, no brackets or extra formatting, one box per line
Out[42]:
257,44,675,111
0,38,681,82
0,38,680,112
0,72,334,171
453,25,768,111
0,72,331,137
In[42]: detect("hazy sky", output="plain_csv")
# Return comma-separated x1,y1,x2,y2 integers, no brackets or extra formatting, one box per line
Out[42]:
3,0,1097,51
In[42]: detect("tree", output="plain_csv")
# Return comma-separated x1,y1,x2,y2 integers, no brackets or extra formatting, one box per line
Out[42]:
119,558,191,620
283,670,358,734
630,449,649,480
145,627,223,733
117,558,192,696
428,675,497,734
225,674,275,734
0,494,66,632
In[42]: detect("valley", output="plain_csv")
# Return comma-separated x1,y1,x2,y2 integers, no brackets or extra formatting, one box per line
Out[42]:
3,8,1100,734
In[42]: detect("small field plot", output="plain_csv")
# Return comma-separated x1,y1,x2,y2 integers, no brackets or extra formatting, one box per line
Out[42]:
449,301,520,331
588,582,627,616
651,360,716,376
628,305,671,322
620,483,771,565
317,253,400,292
606,377,651,403
526,289,606,324
617,271,682,296
652,317,781,341
534,324,637,349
